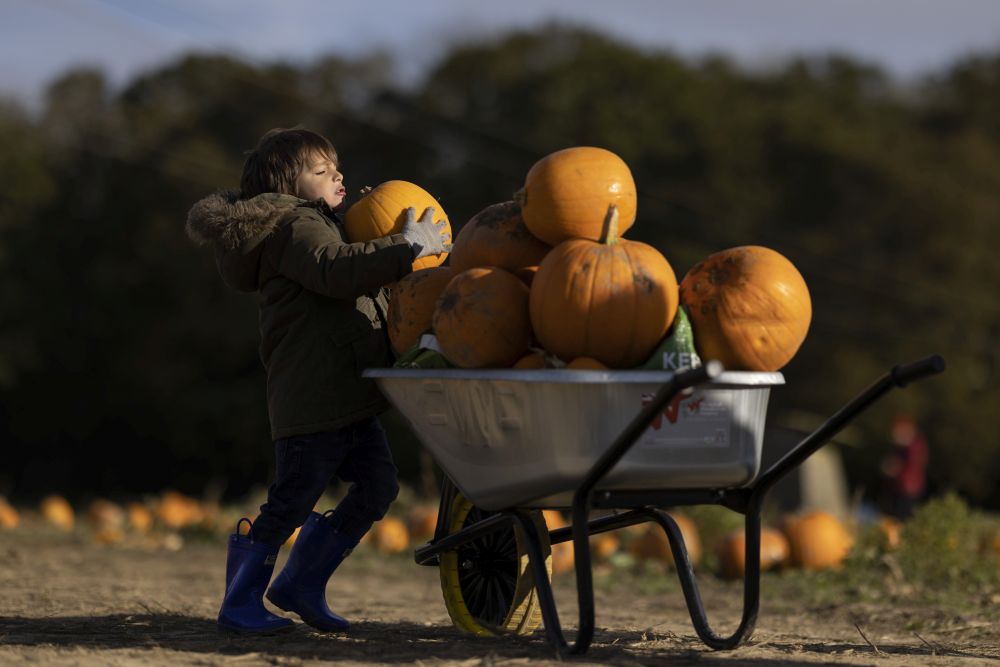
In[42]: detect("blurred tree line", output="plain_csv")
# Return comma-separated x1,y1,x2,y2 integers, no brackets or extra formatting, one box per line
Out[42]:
0,27,996,508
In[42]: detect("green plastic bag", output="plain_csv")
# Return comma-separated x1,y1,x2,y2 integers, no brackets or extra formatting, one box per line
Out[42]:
392,335,454,369
636,305,702,371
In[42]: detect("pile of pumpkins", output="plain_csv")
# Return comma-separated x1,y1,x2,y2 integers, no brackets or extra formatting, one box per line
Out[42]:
344,145,812,371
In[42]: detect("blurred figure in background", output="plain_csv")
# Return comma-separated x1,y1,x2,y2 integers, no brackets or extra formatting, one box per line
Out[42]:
880,414,929,519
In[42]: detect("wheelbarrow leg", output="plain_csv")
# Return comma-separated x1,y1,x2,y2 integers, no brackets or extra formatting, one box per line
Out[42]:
507,509,575,653
641,504,761,649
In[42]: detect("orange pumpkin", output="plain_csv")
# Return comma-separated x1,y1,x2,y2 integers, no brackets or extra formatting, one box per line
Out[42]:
371,515,410,553
127,503,153,534
86,499,126,531
781,511,853,570
542,510,574,575
433,267,532,368
566,357,609,370
530,206,678,368
591,532,621,561
628,513,702,567
513,351,546,369
717,527,790,579
40,495,75,531
449,201,550,273
343,180,451,271
0,497,19,529
877,515,902,550
516,146,637,245
679,246,811,372
406,504,439,541
387,266,454,355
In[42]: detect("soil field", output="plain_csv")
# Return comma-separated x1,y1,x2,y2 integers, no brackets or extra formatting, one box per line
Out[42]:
1,527,997,666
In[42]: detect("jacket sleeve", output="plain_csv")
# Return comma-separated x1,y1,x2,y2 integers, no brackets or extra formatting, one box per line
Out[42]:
270,210,415,299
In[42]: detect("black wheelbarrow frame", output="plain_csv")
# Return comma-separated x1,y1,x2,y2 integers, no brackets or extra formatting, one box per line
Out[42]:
409,354,945,655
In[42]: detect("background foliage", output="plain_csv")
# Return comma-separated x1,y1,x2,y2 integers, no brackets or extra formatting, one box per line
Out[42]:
1,27,996,507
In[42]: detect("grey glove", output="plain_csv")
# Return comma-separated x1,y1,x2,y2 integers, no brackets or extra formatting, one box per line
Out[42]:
400,207,451,259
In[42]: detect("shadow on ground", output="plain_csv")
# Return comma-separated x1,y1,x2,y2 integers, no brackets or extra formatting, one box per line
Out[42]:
0,613,974,666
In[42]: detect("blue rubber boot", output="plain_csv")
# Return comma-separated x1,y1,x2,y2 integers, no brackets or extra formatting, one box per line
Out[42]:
265,511,359,632
217,519,295,634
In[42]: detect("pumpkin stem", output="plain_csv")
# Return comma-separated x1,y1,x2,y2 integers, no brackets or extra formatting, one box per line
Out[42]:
359,185,373,196
601,204,620,245
513,187,527,208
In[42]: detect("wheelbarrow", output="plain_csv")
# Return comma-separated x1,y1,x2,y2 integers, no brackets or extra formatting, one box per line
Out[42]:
363,354,944,655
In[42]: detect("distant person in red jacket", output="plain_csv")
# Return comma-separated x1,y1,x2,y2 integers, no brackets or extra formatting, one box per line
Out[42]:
880,414,929,519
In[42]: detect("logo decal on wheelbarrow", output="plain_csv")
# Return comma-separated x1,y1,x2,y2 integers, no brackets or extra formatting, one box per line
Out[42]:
641,392,704,429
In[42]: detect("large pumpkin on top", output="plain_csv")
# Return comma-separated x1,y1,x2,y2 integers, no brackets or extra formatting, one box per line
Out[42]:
515,147,637,246
343,180,452,270
529,205,678,368
449,201,550,273
679,246,811,372
387,266,454,355
433,267,532,368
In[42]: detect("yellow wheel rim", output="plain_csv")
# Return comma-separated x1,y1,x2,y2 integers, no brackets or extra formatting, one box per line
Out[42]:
439,493,551,636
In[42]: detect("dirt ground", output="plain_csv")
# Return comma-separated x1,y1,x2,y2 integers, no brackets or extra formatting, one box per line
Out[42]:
1,527,997,666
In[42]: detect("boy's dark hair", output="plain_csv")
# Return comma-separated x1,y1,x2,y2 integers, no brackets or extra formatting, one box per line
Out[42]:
239,127,338,198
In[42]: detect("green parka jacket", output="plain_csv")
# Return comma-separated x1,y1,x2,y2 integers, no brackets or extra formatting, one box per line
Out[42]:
186,191,414,439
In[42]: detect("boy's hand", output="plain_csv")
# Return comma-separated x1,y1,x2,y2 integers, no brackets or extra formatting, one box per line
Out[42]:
401,207,451,259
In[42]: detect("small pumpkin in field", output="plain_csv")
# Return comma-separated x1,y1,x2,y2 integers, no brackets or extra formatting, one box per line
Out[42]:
516,146,637,245
387,266,454,355
781,511,853,570
371,516,410,553
127,503,153,534
433,267,532,368
877,515,902,550
542,510,574,575
530,205,678,368
407,504,439,541
679,246,811,372
343,180,451,271
716,527,790,579
41,495,75,531
628,513,702,567
0,497,19,529
450,201,550,273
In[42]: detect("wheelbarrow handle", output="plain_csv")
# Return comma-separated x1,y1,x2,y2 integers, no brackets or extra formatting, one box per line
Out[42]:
891,354,946,387
753,353,945,497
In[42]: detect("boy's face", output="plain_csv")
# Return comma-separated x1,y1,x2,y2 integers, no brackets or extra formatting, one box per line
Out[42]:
294,151,346,210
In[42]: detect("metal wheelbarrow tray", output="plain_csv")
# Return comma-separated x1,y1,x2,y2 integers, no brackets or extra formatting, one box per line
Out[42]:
365,367,784,511
363,354,945,655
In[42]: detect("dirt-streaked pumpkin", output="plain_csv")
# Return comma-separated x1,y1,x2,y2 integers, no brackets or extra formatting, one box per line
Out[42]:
516,146,637,245
680,246,811,372
343,180,451,271
433,267,532,368
530,206,678,368
387,266,454,355
450,201,550,273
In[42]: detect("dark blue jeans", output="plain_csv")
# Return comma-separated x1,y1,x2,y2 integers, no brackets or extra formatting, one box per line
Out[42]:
251,416,400,548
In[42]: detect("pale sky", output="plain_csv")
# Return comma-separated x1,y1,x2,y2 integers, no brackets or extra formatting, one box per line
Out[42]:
4,0,1000,109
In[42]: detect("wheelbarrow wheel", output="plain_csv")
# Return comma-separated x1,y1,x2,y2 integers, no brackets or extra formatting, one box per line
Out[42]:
439,492,552,636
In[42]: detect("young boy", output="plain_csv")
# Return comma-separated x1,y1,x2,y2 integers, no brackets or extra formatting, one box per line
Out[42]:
186,127,449,634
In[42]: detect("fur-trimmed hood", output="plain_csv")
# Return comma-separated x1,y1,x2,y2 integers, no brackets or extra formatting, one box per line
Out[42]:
186,190,300,252
186,190,325,292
